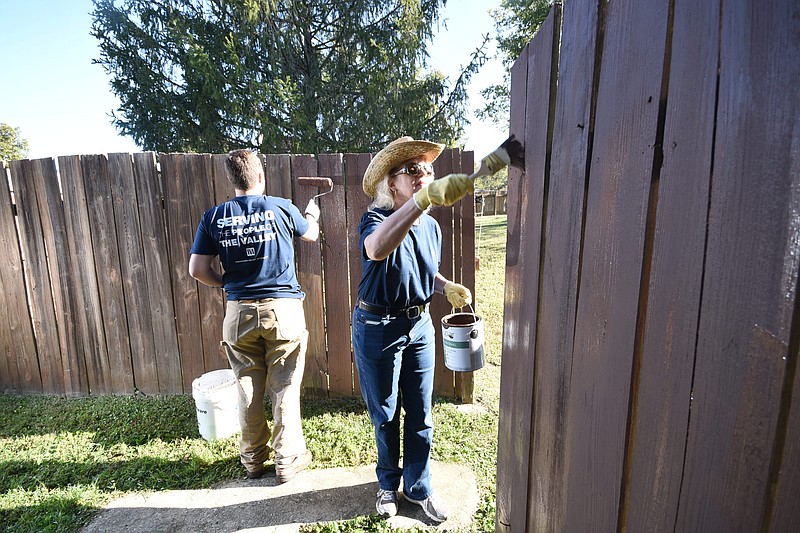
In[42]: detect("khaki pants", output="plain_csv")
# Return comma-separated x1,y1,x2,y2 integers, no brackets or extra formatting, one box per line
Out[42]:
221,297,308,473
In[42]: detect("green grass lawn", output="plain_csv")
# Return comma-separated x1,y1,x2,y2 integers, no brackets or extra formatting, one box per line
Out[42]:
0,215,508,533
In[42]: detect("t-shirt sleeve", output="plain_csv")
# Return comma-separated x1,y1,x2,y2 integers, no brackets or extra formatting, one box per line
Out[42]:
286,200,310,237
358,210,384,261
190,210,218,256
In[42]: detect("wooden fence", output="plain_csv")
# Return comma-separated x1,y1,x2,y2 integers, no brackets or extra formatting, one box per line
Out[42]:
475,190,507,216
0,149,476,401
497,0,800,531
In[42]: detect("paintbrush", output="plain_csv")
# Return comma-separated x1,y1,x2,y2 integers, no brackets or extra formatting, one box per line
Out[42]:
469,135,526,179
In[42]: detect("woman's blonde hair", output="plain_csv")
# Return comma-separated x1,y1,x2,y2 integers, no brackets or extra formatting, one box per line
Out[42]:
370,176,394,210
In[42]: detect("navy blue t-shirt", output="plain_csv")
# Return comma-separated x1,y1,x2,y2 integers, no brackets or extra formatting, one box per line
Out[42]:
190,195,310,300
357,208,441,308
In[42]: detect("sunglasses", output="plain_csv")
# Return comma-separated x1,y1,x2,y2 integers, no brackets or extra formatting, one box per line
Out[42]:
390,162,434,177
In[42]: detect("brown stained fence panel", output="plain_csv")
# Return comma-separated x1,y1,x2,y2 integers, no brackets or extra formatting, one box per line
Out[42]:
9,159,65,394
0,163,40,393
161,153,204,392
59,156,111,395
624,1,719,530
528,0,600,530
292,155,327,396
344,153,373,398
431,150,456,398
131,152,182,394
318,154,353,397
497,8,561,532
495,41,530,533
108,153,160,394
264,154,292,199
676,0,800,530
498,0,800,529
564,0,671,529
455,150,476,402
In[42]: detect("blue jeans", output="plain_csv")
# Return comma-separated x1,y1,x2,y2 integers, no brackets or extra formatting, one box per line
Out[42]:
352,306,435,501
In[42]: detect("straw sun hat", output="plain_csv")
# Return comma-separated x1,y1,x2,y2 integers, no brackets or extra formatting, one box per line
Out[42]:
362,136,445,197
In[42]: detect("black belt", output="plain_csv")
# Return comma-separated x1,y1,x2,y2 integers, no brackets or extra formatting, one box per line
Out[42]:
358,300,428,319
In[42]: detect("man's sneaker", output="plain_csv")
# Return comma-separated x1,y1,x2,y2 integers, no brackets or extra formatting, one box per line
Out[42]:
404,493,449,522
375,489,398,518
275,449,312,484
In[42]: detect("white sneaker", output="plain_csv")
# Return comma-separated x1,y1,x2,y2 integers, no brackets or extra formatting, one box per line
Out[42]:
376,489,398,518
405,493,449,522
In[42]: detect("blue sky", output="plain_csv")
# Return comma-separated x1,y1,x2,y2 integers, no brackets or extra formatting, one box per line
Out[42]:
0,0,505,160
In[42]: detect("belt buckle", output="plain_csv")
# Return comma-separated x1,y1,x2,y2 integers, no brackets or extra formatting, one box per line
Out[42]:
405,305,421,319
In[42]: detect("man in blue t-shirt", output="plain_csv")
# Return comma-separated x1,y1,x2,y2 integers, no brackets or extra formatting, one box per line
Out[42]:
189,149,319,483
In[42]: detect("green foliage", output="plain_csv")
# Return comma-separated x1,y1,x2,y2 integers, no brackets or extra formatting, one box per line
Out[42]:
474,166,508,192
477,0,554,127
0,124,29,161
91,0,489,154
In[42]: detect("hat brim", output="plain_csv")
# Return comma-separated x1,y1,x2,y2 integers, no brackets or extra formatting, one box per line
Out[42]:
362,138,445,197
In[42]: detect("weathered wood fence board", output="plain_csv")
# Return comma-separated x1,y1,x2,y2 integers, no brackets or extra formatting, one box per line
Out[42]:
499,0,800,530
495,36,531,533
293,155,328,397
1,149,474,400
676,0,800,530
624,0,718,530
0,162,40,393
527,0,600,530
130,152,183,394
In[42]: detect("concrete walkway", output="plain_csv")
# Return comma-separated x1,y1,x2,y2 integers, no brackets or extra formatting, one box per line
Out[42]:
82,461,479,532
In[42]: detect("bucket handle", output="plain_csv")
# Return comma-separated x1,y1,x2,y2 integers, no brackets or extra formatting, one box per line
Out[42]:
451,302,476,316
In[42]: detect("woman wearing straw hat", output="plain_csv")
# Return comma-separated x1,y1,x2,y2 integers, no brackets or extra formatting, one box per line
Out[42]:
352,136,473,522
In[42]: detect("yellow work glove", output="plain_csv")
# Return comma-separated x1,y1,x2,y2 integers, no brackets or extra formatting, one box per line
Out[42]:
444,281,472,308
413,173,474,210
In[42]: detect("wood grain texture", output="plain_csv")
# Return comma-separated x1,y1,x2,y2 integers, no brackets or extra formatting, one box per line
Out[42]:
676,0,800,530
0,161,40,393
564,0,670,529
318,153,353,397
292,154,327,396
81,155,135,393
108,153,159,394
495,39,531,533
58,156,111,395
528,1,599,530
161,154,204,391
623,0,719,530
132,152,182,393
431,149,456,398
344,153,373,398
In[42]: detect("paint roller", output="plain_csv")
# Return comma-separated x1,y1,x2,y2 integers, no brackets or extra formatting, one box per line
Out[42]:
297,176,334,199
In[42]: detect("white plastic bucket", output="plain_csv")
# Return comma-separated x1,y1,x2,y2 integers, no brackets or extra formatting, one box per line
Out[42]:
191,369,240,441
441,307,486,372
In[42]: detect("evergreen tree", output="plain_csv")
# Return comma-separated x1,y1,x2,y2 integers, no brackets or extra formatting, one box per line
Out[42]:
91,0,488,154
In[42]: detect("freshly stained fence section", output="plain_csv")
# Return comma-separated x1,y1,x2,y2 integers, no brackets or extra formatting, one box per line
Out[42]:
0,149,475,400
497,0,800,531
